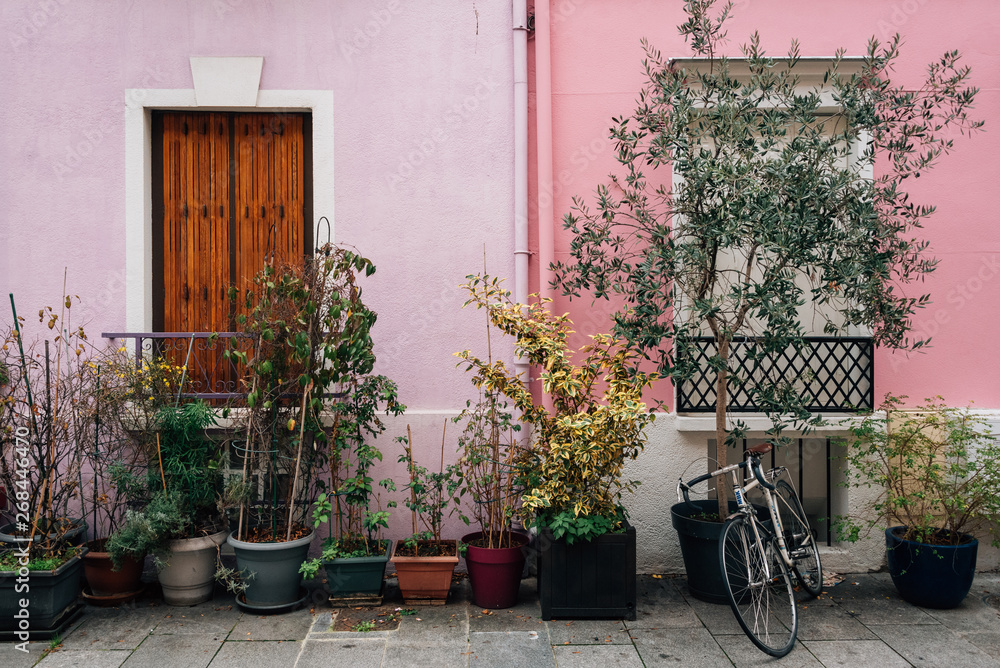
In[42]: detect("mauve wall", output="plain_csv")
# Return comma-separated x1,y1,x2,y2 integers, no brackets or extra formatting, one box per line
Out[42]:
0,1,514,542
532,0,1000,410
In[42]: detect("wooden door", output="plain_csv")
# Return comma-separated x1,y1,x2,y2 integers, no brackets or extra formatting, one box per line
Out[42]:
154,111,309,395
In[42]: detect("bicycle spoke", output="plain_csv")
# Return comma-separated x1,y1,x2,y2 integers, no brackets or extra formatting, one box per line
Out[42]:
720,515,798,657
774,479,823,598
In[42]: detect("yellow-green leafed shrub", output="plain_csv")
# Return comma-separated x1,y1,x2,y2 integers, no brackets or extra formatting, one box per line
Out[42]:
456,274,657,542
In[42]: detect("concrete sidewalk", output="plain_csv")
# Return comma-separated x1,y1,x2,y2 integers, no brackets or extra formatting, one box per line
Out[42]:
5,572,999,667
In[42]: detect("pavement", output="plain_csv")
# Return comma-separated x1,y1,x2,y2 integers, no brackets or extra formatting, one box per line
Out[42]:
3,571,999,667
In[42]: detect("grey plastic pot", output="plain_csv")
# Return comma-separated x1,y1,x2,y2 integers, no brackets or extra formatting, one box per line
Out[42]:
158,530,228,606
228,530,314,607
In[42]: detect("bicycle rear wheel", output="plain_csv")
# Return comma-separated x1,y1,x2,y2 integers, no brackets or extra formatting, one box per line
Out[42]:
719,515,798,657
774,479,823,598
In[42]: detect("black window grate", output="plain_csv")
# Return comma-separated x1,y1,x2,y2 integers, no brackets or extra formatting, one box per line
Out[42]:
677,336,874,413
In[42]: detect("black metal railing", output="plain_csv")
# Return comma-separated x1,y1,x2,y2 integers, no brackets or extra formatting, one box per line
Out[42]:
102,332,255,400
677,336,874,413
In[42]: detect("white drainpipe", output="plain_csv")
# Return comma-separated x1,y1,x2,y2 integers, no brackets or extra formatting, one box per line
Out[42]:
513,0,530,384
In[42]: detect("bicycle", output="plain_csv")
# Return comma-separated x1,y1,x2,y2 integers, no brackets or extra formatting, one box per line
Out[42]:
676,442,823,657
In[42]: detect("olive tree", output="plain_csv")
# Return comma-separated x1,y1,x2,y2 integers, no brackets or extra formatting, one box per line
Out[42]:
552,0,982,516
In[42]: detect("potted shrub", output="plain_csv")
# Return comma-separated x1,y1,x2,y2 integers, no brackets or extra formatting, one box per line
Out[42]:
299,375,404,604
224,245,387,610
0,298,92,633
106,401,229,606
452,392,528,609
76,351,184,602
549,1,983,597
391,426,462,605
836,395,1000,609
457,274,657,620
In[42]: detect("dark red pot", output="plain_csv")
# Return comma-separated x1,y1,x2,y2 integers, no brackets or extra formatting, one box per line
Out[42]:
462,531,528,609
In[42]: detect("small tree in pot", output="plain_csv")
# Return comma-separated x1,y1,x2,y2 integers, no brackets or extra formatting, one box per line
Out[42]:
452,393,528,609
836,395,1000,608
299,374,404,602
391,424,463,605
551,0,984,523
457,274,657,619
224,244,387,609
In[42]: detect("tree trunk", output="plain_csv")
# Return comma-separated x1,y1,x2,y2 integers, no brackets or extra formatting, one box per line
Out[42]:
715,337,731,521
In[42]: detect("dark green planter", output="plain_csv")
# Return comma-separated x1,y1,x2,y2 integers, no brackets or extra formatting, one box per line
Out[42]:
324,540,393,597
228,530,314,607
671,500,767,603
886,526,978,609
0,547,86,633
536,521,636,620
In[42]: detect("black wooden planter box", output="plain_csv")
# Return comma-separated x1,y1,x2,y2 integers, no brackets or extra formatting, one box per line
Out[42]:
536,522,636,620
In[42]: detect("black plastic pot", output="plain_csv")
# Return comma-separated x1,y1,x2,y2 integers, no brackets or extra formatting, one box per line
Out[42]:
670,499,767,603
670,500,730,603
885,526,978,609
0,547,86,633
536,521,636,620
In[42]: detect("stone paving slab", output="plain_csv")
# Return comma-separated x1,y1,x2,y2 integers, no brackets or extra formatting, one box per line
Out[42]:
800,639,912,668
629,626,731,667
469,631,554,667
229,608,314,641
33,648,130,668
120,633,221,668
294,638,385,668
552,643,645,667
869,623,1000,667
207,640,304,668
714,635,818,668
381,640,471,668
57,607,160,651
546,619,631,645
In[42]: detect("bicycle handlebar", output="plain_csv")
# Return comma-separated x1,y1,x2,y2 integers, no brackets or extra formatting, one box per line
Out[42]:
748,454,775,491
676,452,775,505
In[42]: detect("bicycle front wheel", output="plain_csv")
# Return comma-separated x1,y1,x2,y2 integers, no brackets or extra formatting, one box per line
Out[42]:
719,515,798,657
774,479,823,598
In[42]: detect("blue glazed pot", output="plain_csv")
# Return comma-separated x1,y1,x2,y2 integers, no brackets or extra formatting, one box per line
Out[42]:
885,526,978,609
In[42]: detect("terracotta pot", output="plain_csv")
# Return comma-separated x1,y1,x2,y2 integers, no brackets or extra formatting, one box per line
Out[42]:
82,539,144,597
391,539,459,604
462,531,528,609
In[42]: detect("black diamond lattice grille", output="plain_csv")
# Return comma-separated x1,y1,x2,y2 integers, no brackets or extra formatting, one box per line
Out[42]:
677,337,874,413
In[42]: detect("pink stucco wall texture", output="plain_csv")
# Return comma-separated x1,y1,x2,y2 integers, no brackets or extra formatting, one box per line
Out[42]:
529,0,1000,410
1,0,998,553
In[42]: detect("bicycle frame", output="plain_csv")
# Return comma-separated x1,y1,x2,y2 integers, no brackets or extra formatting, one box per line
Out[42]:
677,455,796,572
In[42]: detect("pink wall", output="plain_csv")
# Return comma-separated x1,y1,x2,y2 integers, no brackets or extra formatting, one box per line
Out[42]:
0,0,515,411
1,1,515,541
532,0,1000,409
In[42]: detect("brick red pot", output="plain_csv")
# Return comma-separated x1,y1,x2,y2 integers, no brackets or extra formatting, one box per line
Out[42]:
462,531,528,609
82,539,144,597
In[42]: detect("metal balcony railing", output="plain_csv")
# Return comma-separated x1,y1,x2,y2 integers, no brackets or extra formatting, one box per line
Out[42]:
102,332,254,400
676,336,874,413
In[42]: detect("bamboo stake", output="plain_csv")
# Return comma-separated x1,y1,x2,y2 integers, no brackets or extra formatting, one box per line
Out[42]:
285,381,312,541
156,432,167,492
